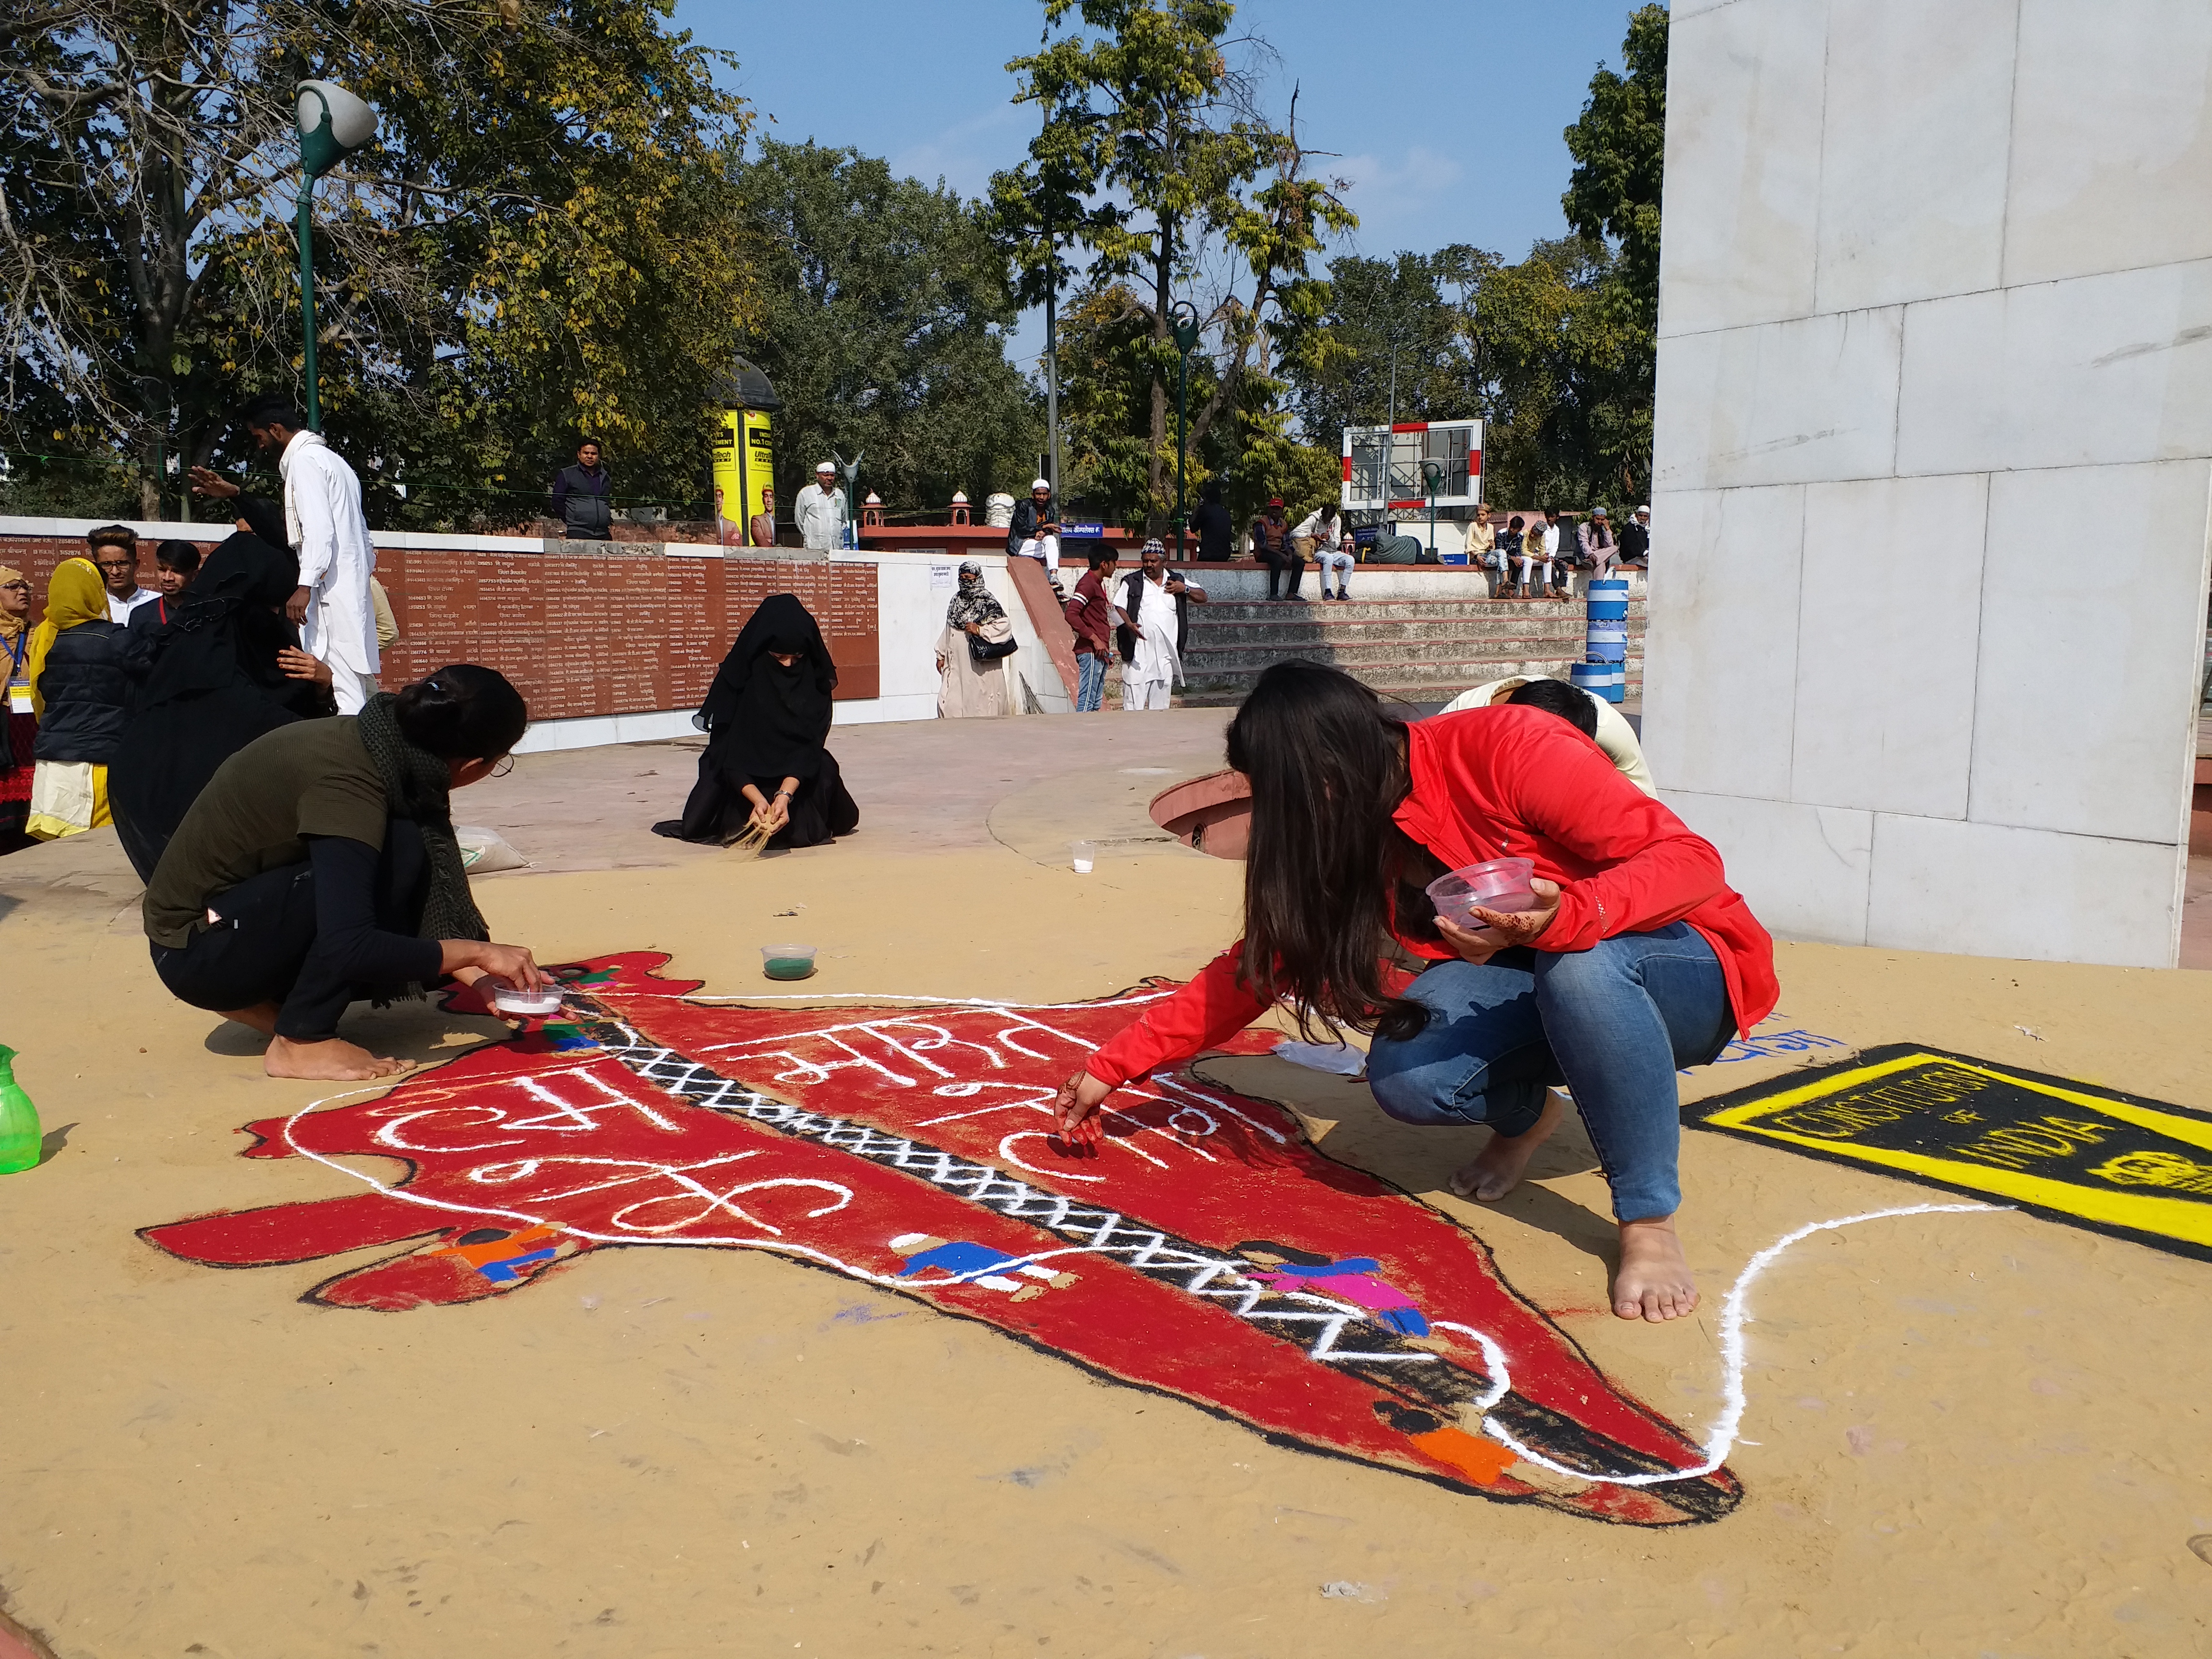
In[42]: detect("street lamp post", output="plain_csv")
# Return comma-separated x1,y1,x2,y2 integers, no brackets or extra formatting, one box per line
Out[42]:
294,80,379,432
1422,459,1444,558
1169,301,1201,563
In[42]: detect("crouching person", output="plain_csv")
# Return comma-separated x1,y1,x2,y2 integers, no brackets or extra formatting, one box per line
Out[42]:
142,665,545,1080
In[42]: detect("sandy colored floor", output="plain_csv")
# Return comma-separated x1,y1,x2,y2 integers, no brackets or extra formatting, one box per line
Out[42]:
4,739,2212,1656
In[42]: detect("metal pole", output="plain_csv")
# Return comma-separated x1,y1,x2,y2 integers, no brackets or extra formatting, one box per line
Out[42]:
1175,347,1189,564
1044,231,1060,507
297,178,321,432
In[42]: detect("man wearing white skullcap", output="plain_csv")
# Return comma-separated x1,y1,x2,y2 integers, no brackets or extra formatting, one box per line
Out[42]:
1619,503,1650,569
795,461,848,551
1007,477,1062,579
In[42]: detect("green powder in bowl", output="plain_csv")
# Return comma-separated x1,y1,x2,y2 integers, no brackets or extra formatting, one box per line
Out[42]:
761,944,817,981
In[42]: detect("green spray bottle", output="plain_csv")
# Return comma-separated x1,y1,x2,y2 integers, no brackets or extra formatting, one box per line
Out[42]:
0,1045,41,1173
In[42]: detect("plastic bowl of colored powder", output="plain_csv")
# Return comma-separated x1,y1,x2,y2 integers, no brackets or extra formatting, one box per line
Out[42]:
761,944,818,981
1426,857,1538,930
493,985,565,1017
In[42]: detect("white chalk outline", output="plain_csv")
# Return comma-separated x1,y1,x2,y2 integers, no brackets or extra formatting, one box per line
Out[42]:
1467,1202,2007,1485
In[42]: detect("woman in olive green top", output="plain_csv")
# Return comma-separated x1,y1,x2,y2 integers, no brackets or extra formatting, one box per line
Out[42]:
144,665,544,1082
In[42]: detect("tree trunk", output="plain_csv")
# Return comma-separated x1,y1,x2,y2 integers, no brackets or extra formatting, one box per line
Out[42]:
1148,220,1171,510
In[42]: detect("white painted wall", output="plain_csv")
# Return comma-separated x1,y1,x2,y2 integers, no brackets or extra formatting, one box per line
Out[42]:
1648,0,2212,968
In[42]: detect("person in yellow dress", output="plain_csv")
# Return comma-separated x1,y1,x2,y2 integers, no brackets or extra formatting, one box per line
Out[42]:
24,558,128,840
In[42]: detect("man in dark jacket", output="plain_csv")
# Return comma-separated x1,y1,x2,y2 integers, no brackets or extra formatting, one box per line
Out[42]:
1250,497,1300,600
1008,478,1062,587
552,440,613,541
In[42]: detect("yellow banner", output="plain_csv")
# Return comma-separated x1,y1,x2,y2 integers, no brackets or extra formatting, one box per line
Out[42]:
710,407,775,546
1693,1046,2212,1260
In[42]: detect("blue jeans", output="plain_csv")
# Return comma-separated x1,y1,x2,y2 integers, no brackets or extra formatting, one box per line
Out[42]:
1075,651,1108,711
1365,924,1733,1221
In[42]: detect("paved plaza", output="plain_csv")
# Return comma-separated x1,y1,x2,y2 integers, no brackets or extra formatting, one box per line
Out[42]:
4,710,2212,1657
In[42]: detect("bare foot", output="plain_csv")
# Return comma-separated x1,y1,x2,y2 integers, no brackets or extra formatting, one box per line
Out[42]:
264,1035,413,1082
1449,1090,1567,1201
218,1003,280,1037
1613,1216,1699,1322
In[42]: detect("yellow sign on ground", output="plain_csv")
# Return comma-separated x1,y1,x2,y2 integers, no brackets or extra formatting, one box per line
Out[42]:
1692,1045,2212,1261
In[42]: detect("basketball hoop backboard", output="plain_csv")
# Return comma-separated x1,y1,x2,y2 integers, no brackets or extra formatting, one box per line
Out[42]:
1340,420,1483,512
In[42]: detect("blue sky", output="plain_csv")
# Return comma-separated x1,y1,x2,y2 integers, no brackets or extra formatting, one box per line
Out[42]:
671,0,1648,369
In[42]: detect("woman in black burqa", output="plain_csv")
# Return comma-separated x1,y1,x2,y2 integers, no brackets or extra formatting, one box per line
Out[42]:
110,509,337,881
653,592,859,848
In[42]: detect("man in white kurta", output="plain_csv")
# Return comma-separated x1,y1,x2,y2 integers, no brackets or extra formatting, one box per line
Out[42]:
1118,539,1205,711
794,461,848,551
189,398,381,714
279,428,381,713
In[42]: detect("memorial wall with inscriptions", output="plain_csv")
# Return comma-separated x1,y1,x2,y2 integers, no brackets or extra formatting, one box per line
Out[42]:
0,536,880,720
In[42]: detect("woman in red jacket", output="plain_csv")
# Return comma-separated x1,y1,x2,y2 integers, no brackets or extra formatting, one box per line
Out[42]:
1055,662,1778,1323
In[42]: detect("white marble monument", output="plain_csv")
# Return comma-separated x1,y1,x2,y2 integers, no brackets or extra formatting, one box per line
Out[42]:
1646,0,2212,967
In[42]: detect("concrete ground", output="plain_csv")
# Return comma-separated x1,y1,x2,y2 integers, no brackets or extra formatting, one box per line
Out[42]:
4,709,2212,1657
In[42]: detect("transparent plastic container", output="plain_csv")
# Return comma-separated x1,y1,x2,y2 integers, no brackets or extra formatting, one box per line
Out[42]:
493,985,565,1018
761,944,818,981
1426,857,1538,929
1070,840,1096,874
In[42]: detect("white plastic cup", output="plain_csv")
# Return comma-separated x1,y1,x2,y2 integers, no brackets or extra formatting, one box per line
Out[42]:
1071,840,1097,874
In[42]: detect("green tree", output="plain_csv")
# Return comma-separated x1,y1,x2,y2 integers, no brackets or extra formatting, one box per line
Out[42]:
1,0,757,527
995,0,1353,517
732,139,1040,519
1557,2,1667,498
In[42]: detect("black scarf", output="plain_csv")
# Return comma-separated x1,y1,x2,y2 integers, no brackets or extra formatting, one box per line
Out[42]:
697,594,836,781
354,692,489,954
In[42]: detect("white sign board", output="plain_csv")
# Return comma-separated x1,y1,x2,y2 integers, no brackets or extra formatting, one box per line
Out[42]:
1341,419,1483,512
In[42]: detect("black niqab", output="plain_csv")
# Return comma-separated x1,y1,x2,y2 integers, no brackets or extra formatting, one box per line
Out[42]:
697,593,837,781
108,531,329,881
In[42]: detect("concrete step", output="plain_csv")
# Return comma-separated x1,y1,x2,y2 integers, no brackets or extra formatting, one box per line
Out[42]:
1185,638,1643,672
1188,618,1644,648
1196,598,1645,624
1177,665,1646,708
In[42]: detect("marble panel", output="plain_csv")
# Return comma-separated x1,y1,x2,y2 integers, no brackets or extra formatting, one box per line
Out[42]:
1793,475,1989,817
1895,262,2212,477
1865,813,2184,967
1813,0,2016,313
1661,790,1874,946
1657,0,1829,337
1969,460,2212,843
1653,309,1904,493
2006,0,2212,287
1640,484,1803,801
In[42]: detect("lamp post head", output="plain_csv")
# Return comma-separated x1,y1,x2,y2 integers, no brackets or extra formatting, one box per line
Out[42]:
296,80,378,179
1169,301,1202,356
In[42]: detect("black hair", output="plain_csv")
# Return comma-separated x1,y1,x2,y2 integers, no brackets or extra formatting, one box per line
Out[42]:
1224,660,1427,1043
87,523,137,554
1087,547,1118,571
155,539,203,576
236,394,308,431
1200,478,1223,504
1234,1239,1330,1267
395,664,529,760
1504,677,1598,738
1508,514,1525,530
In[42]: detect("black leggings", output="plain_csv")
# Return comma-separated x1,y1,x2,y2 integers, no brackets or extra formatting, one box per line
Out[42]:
151,822,431,1042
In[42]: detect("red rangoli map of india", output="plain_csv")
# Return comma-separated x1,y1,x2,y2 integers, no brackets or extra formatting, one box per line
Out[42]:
142,952,1742,1528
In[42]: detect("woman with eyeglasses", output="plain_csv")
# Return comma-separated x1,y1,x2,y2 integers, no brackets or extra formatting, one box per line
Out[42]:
142,665,547,1082
0,565,35,850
